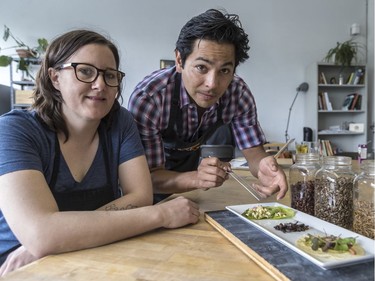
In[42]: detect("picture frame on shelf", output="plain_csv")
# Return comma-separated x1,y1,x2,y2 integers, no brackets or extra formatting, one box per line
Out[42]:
160,59,175,69
329,77,337,84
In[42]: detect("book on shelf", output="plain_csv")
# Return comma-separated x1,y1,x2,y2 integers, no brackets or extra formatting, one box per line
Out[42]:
326,140,334,156
323,92,333,110
319,139,335,156
342,93,356,110
353,68,364,85
346,68,365,85
320,139,326,156
354,94,362,110
349,94,361,110
318,92,326,110
319,72,327,84
346,72,355,84
342,93,362,110
318,92,323,110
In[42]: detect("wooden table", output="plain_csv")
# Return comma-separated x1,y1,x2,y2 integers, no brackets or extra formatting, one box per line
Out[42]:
3,169,292,281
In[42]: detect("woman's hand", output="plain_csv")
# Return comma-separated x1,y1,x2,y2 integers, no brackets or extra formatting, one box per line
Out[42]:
156,196,200,228
0,246,38,277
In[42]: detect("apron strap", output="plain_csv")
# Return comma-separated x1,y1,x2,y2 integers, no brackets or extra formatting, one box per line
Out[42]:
49,126,115,211
163,73,181,139
50,127,111,188
163,73,225,151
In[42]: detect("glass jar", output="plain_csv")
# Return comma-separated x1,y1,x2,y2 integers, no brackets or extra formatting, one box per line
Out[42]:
289,153,321,215
353,160,374,239
315,156,354,229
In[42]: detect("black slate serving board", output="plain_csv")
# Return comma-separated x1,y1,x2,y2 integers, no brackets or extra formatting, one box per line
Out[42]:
205,210,374,281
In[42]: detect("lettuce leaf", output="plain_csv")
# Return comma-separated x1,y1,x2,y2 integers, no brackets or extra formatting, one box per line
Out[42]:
242,205,295,220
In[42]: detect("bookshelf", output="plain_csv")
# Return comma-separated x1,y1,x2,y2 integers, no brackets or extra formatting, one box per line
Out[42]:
9,57,40,109
305,63,368,153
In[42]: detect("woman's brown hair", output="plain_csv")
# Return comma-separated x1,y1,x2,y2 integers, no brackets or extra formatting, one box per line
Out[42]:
32,29,123,141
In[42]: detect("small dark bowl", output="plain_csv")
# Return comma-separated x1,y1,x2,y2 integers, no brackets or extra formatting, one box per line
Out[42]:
200,145,234,162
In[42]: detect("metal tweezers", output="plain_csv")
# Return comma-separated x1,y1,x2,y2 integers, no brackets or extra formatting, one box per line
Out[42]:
228,138,294,201
228,170,262,201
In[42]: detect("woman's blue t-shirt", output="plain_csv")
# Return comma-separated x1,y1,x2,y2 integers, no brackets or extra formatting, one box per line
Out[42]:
0,107,144,257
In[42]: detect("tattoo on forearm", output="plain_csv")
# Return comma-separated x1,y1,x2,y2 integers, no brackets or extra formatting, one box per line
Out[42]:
125,204,138,210
105,203,138,211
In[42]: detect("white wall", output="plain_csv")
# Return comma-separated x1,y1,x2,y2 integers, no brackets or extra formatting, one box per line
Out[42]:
0,0,373,146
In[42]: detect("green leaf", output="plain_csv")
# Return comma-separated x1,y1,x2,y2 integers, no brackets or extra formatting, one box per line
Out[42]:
0,55,11,67
38,38,48,51
268,206,295,219
242,205,295,220
18,58,28,71
3,25,10,41
334,237,356,252
324,39,360,66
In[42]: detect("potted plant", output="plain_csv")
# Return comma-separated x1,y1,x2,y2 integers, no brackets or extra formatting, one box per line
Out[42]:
0,25,48,79
324,39,361,67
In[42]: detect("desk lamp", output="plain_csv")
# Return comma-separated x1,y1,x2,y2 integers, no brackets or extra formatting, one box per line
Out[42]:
284,82,309,143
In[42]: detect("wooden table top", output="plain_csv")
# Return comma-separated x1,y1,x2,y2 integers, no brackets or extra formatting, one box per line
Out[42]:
3,169,292,281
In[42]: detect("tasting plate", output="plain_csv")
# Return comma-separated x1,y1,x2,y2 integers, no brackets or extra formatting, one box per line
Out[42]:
226,202,375,269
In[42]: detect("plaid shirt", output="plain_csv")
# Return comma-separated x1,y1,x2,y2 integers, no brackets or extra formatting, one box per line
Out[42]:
128,67,266,168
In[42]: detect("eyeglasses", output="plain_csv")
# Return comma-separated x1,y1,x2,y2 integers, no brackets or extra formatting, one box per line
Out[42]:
57,63,125,87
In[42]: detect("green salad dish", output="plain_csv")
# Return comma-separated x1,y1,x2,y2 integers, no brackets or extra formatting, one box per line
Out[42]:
242,205,295,220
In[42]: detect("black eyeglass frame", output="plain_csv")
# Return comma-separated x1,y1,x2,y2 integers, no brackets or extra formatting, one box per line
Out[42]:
57,62,125,87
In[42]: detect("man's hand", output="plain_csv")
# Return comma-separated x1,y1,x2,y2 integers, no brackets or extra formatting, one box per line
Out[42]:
195,157,230,190
255,156,288,200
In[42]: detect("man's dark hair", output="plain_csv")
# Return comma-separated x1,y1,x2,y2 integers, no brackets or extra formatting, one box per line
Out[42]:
175,9,250,68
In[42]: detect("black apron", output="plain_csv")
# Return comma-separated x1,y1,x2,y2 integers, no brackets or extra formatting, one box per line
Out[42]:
154,74,233,203
50,127,115,211
0,128,116,266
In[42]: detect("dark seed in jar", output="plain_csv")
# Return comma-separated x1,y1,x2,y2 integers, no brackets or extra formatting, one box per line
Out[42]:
315,177,353,229
291,180,315,215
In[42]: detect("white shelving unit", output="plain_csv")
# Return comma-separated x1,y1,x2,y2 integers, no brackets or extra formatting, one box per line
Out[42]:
9,57,40,109
305,62,368,153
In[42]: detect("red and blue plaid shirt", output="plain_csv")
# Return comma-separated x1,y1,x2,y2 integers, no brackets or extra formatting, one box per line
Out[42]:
128,67,266,168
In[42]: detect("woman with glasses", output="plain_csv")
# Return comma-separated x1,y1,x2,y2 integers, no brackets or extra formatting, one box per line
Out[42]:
0,29,199,276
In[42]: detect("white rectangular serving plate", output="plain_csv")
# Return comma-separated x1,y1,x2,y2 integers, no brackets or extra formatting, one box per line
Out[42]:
229,158,249,170
226,202,375,269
